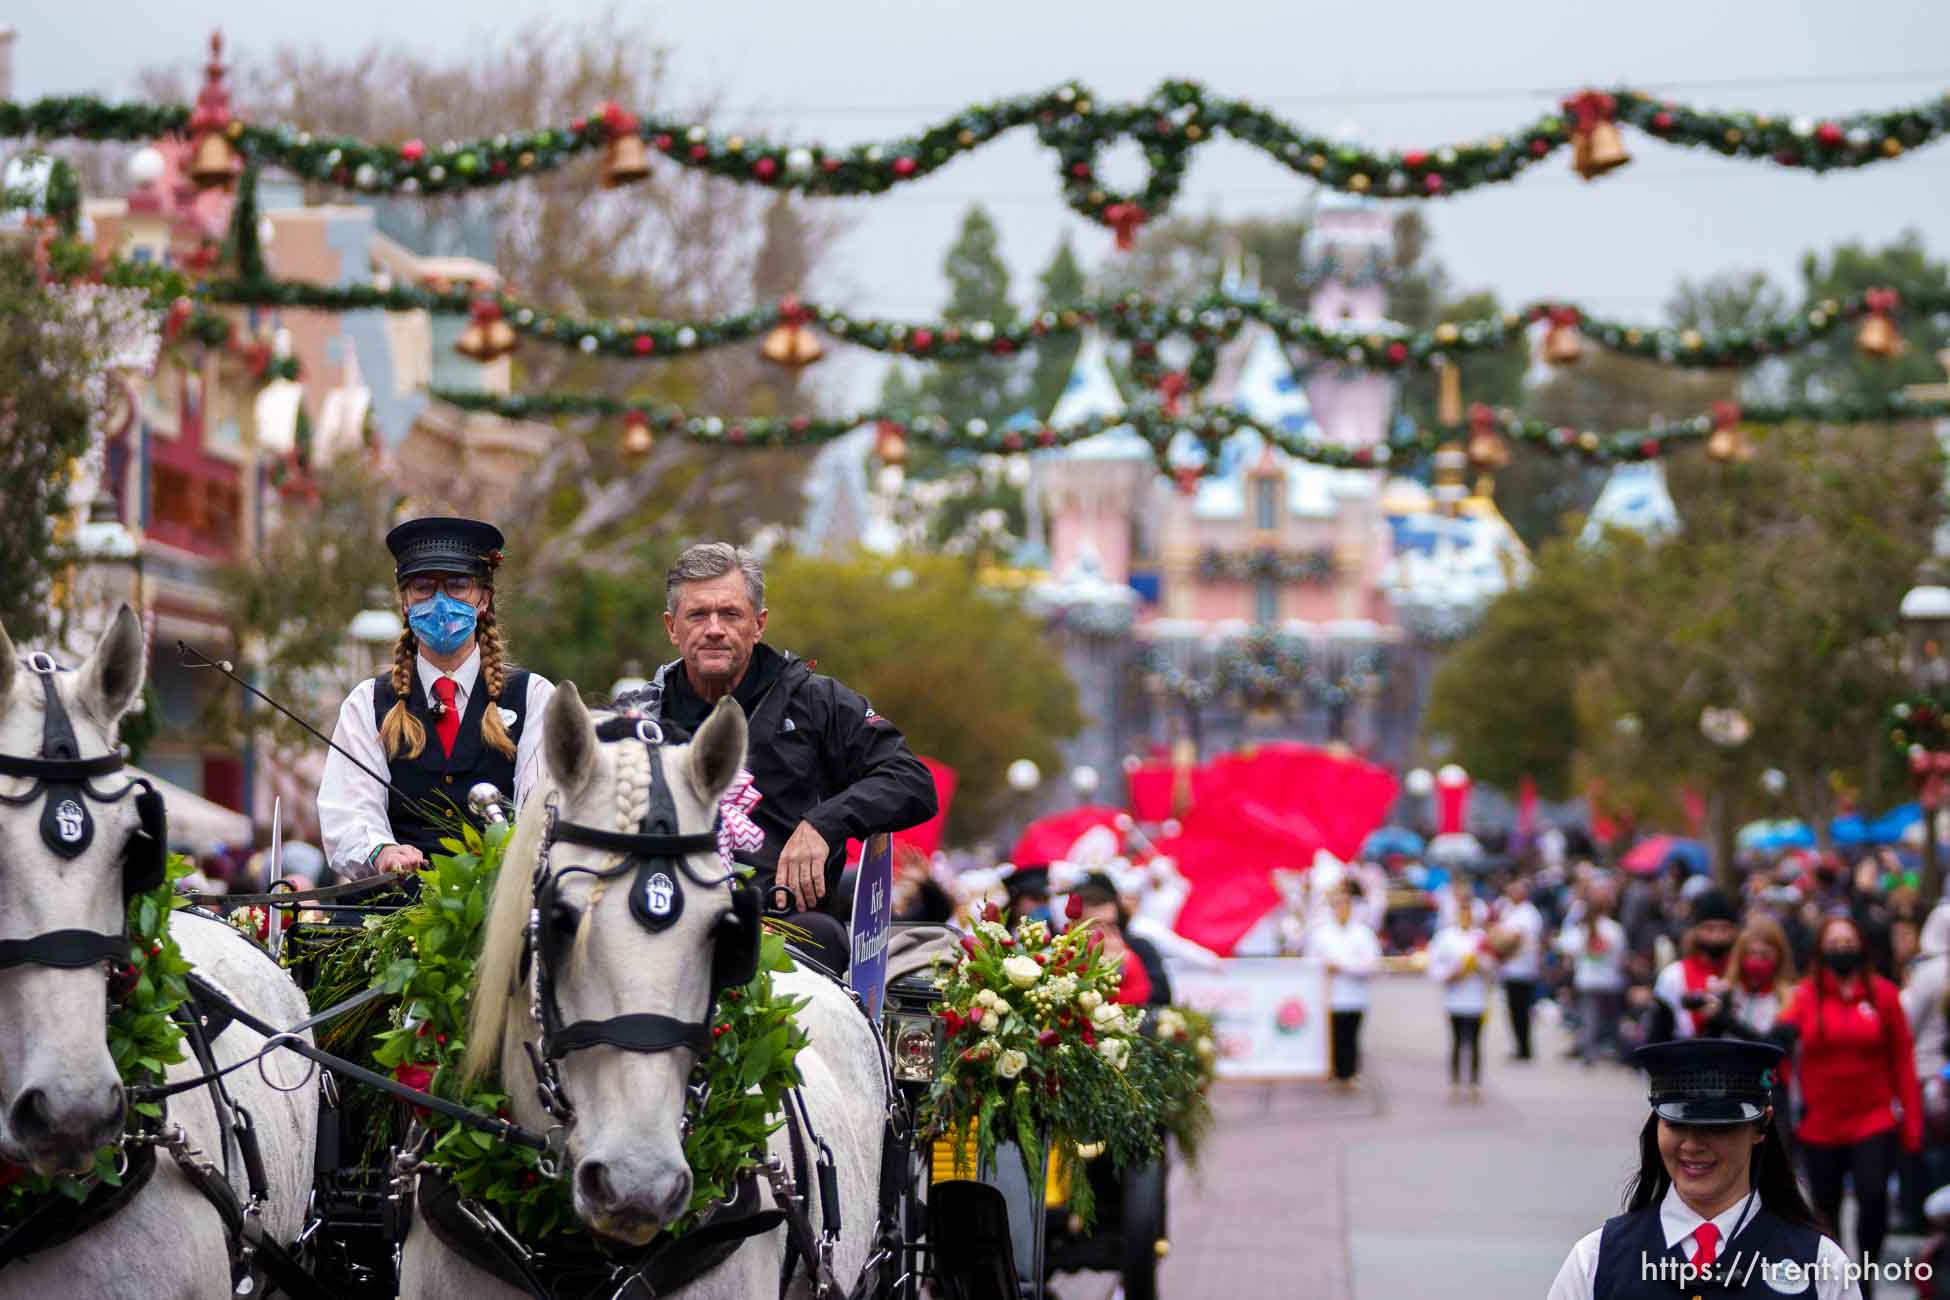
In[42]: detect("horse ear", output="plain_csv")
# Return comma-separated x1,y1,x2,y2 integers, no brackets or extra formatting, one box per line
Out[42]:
688,697,747,809
76,604,145,727
542,683,599,798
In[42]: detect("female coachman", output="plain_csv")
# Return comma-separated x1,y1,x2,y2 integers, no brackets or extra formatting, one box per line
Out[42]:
1546,1037,1859,1300
318,517,555,879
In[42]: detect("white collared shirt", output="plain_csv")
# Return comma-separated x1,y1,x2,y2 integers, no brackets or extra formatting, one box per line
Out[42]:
1546,1187,1861,1300
317,649,555,877
1303,917,1381,1011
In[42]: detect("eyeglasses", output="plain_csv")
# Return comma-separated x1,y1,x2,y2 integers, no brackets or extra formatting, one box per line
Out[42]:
404,576,484,601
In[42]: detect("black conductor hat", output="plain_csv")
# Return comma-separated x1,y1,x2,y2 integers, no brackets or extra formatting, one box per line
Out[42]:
1632,1038,1783,1126
386,517,505,583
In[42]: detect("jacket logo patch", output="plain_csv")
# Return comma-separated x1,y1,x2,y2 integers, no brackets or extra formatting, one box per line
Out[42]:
498,706,519,727
780,718,795,733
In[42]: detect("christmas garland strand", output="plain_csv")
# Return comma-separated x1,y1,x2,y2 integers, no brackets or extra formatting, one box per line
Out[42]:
5,79,1947,239
85,257,1950,376
429,386,1950,473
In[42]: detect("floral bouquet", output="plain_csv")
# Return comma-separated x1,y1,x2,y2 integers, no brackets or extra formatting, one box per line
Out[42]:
923,910,1164,1225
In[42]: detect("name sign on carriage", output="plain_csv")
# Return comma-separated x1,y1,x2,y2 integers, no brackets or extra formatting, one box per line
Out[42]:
849,833,894,1019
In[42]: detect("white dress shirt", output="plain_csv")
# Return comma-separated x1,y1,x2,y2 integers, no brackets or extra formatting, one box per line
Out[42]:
1493,898,1545,981
318,649,556,877
1304,917,1382,1011
1426,924,1495,1015
1547,1187,1861,1300
1558,917,1630,993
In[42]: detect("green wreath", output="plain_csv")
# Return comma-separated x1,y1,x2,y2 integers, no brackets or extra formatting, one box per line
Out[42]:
330,823,807,1243
0,854,194,1219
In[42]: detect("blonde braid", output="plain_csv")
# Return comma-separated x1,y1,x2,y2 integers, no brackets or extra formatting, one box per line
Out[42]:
377,626,427,759
477,600,517,760
574,738,649,962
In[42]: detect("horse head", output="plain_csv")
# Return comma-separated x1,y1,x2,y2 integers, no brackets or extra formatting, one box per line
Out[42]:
468,686,750,1245
0,606,147,1175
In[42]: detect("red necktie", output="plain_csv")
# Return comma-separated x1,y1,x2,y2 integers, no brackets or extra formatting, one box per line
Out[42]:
1690,1222,1720,1272
432,676,460,757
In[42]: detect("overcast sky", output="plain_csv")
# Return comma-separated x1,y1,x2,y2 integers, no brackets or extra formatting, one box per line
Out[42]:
14,0,1950,399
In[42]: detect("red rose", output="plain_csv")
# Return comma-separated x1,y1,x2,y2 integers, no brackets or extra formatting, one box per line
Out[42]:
1038,1029,1060,1048
392,1062,434,1101
983,902,1001,923
959,935,979,956
1065,894,1084,921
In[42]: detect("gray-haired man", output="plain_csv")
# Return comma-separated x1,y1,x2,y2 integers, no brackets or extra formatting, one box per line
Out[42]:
615,543,937,954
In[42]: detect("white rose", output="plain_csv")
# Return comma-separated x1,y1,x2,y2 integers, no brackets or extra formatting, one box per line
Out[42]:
1196,1035,1216,1063
976,988,999,1008
1098,1038,1129,1071
980,1008,999,1031
1157,1009,1186,1039
1091,1001,1124,1029
1078,990,1103,1012
1002,955,1043,988
997,1049,1028,1079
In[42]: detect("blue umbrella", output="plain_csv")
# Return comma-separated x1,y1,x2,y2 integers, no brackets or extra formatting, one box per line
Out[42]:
1361,826,1426,859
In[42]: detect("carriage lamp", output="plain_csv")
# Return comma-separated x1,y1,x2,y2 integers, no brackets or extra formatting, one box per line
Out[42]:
884,1011,941,1084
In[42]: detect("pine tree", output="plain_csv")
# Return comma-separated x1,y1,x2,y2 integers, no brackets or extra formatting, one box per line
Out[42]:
1028,234,1087,419
877,205,1021,429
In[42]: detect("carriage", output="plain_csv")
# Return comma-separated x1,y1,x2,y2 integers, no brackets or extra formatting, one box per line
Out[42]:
0,615,1188,1300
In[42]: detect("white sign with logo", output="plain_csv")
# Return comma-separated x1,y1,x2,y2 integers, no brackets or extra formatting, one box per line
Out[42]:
1166,957,1330,1080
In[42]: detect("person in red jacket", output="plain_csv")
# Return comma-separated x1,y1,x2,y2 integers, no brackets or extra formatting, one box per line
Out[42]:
1778,914,1924,1294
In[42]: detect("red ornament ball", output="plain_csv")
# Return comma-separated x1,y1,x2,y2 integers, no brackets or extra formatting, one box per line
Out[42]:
1815,121,1844,146
689,144,709,162
910,328,935,351
632,335,654,355
1639,438,1661,458
1070,161,1092,179
1402,150,1428,168
821,157,842,173
1530,138,1551,157
1423,172,1444,193
1652,111,1674,132
753,156,778,180
1385,341,1408,364
654,134,674,152
1037,427,1056,447
892,156,918,177
400,139,427,163
1775,149,1799,167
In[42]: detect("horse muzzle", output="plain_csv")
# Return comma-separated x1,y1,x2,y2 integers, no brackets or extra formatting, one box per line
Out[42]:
574,1151,693,1246
4,1077,125,1175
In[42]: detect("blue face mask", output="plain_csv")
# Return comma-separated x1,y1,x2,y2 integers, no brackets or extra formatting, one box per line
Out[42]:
407,593,479,656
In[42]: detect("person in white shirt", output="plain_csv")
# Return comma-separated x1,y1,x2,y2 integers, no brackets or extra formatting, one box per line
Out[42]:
1547,1037,1861,1300
1305,884,1382,1091
1491,873,1546,1061
1427,893,1496,1102
1558,879,1630,1066
317,517,555,881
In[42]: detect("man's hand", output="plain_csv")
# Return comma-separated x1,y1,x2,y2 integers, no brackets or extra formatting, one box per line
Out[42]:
375,844,426,876
777,821,830,911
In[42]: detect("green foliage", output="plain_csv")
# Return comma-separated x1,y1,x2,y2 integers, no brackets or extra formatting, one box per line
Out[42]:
1027,235,1088,421
1425,418,1942,835
923,917,1192,1228
1789,231,1950,403
762,550,1082,840
0,240,109,640
1102,208,1312,311
1,855,193,1222
878,205,1023,436
498,542,678,700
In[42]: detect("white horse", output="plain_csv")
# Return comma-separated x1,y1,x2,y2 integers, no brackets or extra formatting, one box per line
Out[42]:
0,608,316,1299
400,689,888,1299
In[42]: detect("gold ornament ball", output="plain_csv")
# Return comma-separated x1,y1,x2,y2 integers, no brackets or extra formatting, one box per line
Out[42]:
1155,1239,1172,1259
1486,135,1506,150
1577,430,1600,451
957,129,976,147
725,136,745,153
1681,330,1703,350
1626,329,1643,345
1308,154,1325,172
1074,98,1092,114
1724,128,1743,145
1350,173,1370,192
518,151,535,168
1884,138,1904,156
1087,189,1105,205
1184,124,1204,141
1434,323,1459,344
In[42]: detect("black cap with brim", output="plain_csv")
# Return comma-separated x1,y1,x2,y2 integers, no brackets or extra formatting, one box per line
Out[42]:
1633,1037,1783,1127
387,517,505,583
1004,866,1052,900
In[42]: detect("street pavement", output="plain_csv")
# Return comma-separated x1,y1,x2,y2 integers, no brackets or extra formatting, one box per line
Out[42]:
1058,974,1648,1300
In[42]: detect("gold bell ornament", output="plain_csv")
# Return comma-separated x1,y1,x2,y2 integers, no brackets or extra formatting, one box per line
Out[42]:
1563,90,1632,180
760,296,825,369
187,32,240,189
455,296,517,362
1436,358,1464,427
1541,307,1584,366
597,101,651,189
1856,288,1905,359
1465,403,1510,473
872,419,908,467
1705,400,1754,463
620,411,656,458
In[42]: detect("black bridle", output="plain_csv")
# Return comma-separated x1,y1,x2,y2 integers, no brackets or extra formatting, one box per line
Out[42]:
521,716,759,1129
0,653,164,976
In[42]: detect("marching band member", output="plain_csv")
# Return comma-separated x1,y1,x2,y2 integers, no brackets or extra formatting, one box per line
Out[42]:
318,517,555,880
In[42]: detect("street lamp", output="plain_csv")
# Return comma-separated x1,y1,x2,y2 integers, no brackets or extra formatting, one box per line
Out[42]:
1700,706,1752,897
1903,558,1950,904
348,607,402,679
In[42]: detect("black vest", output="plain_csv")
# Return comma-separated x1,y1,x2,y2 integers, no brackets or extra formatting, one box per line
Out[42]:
371,665,531,859
1593,1201,1819,1299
